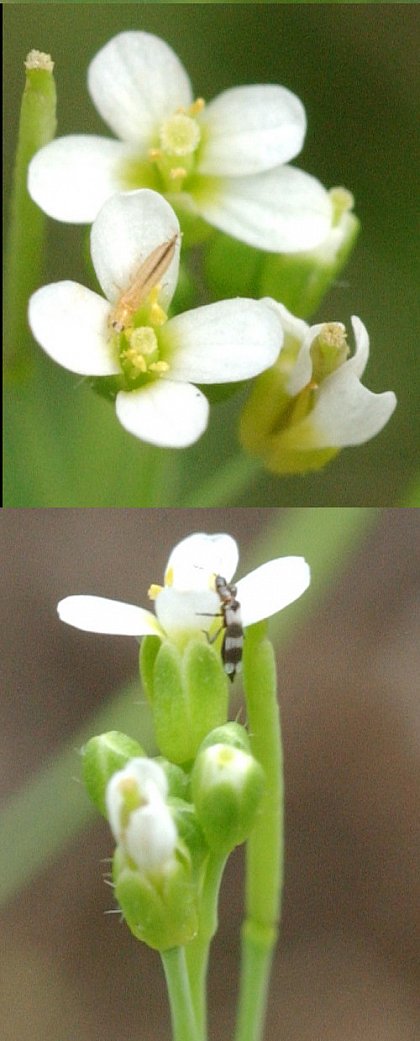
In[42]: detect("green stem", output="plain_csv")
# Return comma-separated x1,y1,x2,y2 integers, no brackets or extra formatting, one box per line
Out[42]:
234,622,283,1041
5,49,57,381
160,946,198,1041
185,851,227,1039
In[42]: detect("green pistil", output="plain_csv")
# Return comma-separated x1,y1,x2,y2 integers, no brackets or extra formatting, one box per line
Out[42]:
310,323,349,381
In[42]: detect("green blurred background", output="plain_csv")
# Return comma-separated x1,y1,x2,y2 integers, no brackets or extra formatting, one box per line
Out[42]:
4,4,419,506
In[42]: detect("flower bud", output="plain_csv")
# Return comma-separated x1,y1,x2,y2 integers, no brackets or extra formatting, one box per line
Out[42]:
197,721,251,756
106,758,176,872
191,743,265,854
112,844,199,950
149,638,229,765
82,731,145,816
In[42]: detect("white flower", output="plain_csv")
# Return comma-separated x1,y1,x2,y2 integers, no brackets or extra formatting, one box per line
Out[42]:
28,189,281,448
28,30,332,252
240,301,397,472
106,758,177,872
57,532,310,644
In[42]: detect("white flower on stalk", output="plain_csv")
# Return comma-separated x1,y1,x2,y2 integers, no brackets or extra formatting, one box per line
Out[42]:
28,30,332,252
28,189,281,448
106,758,177,873
57,532,310,647
240,301,397,473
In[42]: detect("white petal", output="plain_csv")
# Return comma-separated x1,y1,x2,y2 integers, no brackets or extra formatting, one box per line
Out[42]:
236,557,311,626
28,136,131,223
302,368,397,447
346,316,370,378
88,31,193,147
164,533,239,588
155,587,220,636
263,298,312,395
57,595,161,636
115,380,209,447
126,800,177,871
28,282,119,376
162,299,281,383
195,166,332,252
263,298,309,345
106,758,170,850
90,189,180,308
198,85,306,176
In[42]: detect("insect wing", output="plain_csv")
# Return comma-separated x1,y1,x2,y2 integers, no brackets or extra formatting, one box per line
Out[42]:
110,234,178,331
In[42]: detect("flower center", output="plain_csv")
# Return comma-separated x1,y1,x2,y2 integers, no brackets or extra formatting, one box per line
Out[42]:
159,112,201,157
149,98,205,191
109,279,172,391
119,325,169,384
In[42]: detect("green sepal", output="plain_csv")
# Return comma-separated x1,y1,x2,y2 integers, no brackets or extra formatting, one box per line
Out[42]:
197,722,251,756
191,743,265,855
183,640,229,760
259,211,360,319
152,638,229,765
113,844,199,951
82,731,145,817
169,798,208,875
167,194,215,248
239,364,341,475
204,232,263,299
154,757,191,800
139,634,161,704
152,640,190,763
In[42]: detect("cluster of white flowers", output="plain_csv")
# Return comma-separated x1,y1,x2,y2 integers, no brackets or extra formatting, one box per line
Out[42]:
27,31,396,457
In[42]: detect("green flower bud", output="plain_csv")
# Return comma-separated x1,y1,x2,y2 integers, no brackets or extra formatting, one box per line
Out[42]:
154,757,191,800
151,637,229,765
197,721,251,756
169,798,208,875
139,634,161,704
191,743,265,854
82,732,145,817
113,844,199,951
204,232,263,299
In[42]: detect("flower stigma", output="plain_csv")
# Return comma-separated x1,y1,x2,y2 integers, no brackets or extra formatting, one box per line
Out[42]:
310,323,349,382
149,99,205,191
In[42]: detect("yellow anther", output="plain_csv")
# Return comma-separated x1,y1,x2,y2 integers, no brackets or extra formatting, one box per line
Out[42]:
148,583,163,600
121,347,147,374
188,98,205,116
149,361,170,374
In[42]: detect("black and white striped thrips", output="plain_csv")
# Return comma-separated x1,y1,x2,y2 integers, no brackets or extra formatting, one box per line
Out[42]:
214,575,243,682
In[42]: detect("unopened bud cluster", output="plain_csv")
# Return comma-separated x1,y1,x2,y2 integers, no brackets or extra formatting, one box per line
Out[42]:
82,722,264,950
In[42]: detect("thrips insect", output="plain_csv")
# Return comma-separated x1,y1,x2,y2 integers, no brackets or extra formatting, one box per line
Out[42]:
109,234,178,333
214,575,244,682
